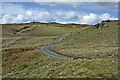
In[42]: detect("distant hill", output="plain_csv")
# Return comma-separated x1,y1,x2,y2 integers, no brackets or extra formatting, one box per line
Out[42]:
2,20,119,37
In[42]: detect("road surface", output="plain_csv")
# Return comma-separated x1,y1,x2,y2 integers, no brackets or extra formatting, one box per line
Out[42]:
41,37,72,59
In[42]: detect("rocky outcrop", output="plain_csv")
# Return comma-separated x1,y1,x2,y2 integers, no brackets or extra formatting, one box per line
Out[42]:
12,25,37,35
94,20,110,28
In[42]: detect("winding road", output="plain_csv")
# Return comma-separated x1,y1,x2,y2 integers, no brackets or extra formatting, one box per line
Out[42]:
41,37,72,59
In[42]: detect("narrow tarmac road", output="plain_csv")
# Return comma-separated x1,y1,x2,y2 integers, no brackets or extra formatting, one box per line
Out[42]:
41,37,72,59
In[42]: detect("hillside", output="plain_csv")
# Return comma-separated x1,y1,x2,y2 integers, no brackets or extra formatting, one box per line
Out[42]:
2,22,89,37
51,20,118,59
2,22,88,49
2,20,119,78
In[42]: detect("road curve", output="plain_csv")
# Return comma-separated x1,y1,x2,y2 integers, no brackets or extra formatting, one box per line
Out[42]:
41,37,72,59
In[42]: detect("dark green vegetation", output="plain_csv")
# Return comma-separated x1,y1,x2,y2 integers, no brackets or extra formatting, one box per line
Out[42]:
2,21,119,78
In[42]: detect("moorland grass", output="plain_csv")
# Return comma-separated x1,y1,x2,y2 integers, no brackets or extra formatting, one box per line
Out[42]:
51,21,118,59
2,21,119,78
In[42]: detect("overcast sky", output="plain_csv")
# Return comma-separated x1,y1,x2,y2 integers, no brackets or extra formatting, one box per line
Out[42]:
0,2,118,24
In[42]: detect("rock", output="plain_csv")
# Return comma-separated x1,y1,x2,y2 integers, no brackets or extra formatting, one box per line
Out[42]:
102,20,111,22
67,42,70,45
55,61,59,65
101,23,105,26
34,69,38,72
103,24,108,27
77,32,80,34
15,72,19,74
23,26,30,29
33,74,37,77
72,58,76,60
50,69,55,72
96,31,101,34
70,32,73,36
75,37,79,39
94,23,100,28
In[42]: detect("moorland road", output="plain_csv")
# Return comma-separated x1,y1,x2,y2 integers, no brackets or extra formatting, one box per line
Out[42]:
41,37,72,59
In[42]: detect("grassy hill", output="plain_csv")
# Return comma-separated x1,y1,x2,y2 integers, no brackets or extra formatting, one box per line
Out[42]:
2,20,119,78
2,22,86,49
2,22,88,37
51,20,118,59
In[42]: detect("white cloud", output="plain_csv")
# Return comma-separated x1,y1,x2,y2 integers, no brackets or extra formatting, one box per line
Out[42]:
12,15,25,23
33,11,55,22
66,3,83,8
79,13,118,24
0,3,118,24
1,3,56,24
35,1,119,9
1,12,118,24
35,2,83,8
2,3,26,15
96,2,118,9
2,0,120,2
25,10,33,21
56,11,78,20
0,10,55,24
1,14,15,24
79,13,99,24
1,14,25,24
100,13,118,20
34,0,119,2
26,11,32,16
48,3,57,7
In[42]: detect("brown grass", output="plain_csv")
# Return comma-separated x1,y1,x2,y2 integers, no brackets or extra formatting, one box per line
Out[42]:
2,47,41,70
2,46,39,57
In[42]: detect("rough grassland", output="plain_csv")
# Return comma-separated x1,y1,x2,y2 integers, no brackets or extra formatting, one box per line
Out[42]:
2,23,83,37
51,21,118,59
2,21,119,78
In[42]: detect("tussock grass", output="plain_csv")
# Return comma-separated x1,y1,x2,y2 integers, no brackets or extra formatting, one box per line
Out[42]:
52,21,118,59
3,49,118,78
2,21,119,78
